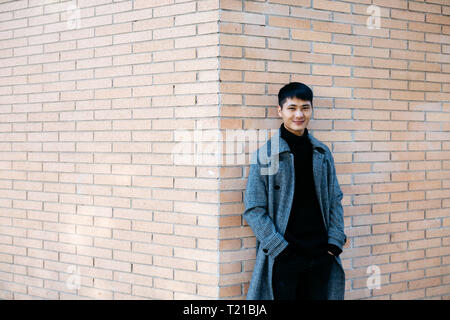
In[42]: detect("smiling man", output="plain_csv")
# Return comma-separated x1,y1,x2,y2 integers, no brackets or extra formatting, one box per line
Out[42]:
243,82,347,300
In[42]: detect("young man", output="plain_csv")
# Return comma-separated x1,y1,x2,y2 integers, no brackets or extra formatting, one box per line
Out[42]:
243,82,347,300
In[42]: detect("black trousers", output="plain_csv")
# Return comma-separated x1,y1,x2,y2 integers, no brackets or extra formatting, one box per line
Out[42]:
272,251,334,300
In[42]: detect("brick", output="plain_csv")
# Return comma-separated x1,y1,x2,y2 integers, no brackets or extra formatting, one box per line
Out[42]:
269,16,309,29
392,289,425,300
373,282,408,296
392,230,425,242
408,238,442,251
409,257,442,271
372,242,407,254
409,277,441,292
426,284,450,297
313,43,351,55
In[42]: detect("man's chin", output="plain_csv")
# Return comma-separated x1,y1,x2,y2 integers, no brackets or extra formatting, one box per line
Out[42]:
286,125,306,135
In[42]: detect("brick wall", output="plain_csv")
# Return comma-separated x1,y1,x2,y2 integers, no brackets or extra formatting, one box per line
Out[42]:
219,0,450,300
0,0,221,299
0,0,449,300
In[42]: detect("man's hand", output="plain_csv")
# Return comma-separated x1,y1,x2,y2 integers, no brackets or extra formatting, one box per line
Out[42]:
327,243,342,257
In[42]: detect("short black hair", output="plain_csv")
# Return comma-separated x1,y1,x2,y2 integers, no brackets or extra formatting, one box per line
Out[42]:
278,82,313,109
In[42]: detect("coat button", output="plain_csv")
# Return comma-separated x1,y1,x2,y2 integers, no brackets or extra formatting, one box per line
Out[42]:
274,185,280,190
263,249,268,254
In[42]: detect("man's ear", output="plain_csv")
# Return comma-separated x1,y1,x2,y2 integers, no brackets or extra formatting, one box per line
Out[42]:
277,105,282,117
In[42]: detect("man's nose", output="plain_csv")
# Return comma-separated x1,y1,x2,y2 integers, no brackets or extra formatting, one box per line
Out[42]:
295,110,304,118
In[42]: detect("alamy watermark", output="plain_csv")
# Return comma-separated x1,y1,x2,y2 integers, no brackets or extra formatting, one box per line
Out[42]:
366,5,381,29
66,1,81,30
66,265,81,290
171,127,280,175
367,265,381,290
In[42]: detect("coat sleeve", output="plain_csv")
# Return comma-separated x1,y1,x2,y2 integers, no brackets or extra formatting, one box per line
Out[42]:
327,151,347,250
243,151,288,259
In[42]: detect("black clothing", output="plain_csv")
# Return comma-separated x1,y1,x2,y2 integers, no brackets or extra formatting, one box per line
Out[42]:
279,123,331,257
271,123,343,300
272,249,334,300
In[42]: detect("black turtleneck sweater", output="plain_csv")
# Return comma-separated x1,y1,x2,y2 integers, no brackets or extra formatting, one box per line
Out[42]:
279,123,341,257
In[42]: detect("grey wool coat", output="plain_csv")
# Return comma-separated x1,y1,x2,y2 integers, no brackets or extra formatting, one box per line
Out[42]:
243,127,347,300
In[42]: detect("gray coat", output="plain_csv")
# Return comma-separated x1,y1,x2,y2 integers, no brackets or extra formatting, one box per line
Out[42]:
243,127,347,300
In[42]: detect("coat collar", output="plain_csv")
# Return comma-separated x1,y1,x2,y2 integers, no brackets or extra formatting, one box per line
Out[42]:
270,126,327,156
262,126,328,233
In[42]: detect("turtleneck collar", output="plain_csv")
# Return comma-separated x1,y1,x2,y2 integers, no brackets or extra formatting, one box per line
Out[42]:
280,123,309,148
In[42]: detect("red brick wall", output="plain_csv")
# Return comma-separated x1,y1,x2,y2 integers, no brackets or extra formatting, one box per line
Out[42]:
219,0,450,300
0,0,221,299
0,0,449,300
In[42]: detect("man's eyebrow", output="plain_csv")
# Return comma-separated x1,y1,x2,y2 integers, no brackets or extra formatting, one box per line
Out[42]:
287,103,311,107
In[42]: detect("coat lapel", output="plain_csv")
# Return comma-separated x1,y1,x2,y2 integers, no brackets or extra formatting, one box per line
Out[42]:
274,127,328,229
312,148,326,229
309,134,328,229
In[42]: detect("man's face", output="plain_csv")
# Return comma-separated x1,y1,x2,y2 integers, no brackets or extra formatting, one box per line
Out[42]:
277,97,312,136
